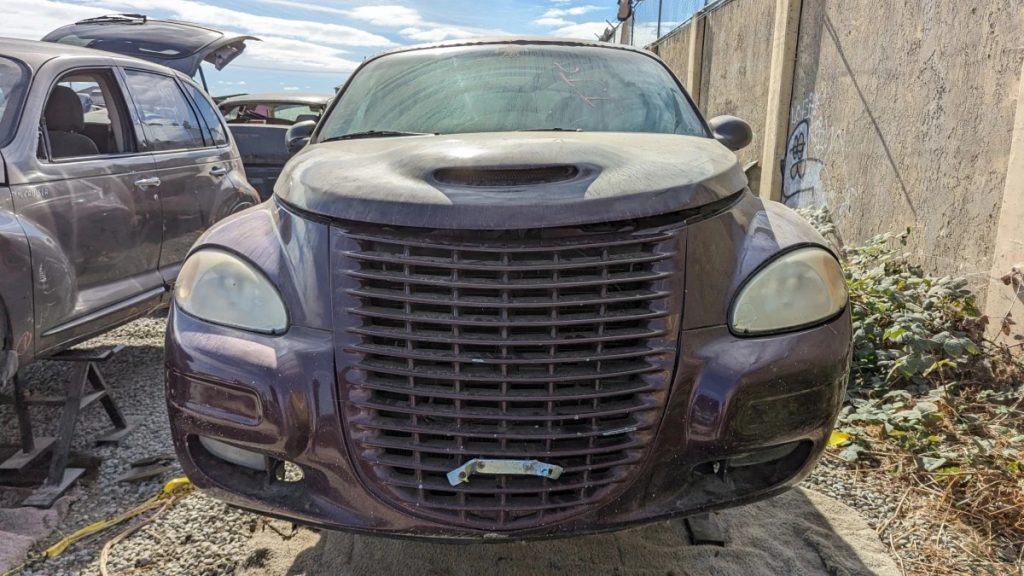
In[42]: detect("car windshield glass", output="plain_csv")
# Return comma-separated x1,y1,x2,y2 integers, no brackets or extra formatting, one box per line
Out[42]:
319,44,706,140
222,102,323,125
0,56,29,148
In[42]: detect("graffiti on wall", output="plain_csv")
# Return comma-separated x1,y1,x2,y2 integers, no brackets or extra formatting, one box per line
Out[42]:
782,119,825,207
783,91,847,209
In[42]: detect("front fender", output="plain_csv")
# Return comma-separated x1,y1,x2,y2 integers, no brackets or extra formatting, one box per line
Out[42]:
0,188,36,364
191,199,332,331
683,193,836,330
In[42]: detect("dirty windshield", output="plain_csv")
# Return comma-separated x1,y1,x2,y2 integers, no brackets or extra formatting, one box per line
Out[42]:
0,57,28,147
319,44,706,139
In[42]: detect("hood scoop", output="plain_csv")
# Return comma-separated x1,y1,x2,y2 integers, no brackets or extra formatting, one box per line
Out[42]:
432,165,580,188
278,132,748,229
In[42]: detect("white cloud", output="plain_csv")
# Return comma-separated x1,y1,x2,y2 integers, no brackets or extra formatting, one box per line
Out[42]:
3,0,107,40
534,17,572,27
348,5,423,27
553,21,610,39
1,0,374,74
534,3,609,39
542,5,602,18
216,80,248,86
282,86,300,91
399,25,483,43
242,36,361,73
93,0,394,47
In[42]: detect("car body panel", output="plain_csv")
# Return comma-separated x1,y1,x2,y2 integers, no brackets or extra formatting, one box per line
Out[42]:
42,16,257,76
0,185,34,361
0,37,259,367
218,93,332,109
277,132,747,229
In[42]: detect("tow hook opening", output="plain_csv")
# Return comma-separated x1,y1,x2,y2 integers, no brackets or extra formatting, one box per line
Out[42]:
274,460,305,483
693,440,811,485
198,436,269,472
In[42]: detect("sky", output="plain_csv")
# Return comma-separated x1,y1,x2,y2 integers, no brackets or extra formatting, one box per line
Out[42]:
1,0,620,96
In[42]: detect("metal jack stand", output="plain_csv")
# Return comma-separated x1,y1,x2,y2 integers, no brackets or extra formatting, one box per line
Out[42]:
0,345,134,508
684,513,727,546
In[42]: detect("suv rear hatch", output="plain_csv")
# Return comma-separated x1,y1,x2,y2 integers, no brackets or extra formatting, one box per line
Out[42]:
42,14,257,77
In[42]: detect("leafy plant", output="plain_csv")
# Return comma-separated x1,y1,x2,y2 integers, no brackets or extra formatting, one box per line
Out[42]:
798,207,1024,546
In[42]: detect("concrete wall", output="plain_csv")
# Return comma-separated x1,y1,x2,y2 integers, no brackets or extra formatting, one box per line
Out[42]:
655,22,692,89
649,0,1024,308
698,0,776,170
786,0,1023,296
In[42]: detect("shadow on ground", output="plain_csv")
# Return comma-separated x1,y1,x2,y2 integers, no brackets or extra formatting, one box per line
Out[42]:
238,487,900,576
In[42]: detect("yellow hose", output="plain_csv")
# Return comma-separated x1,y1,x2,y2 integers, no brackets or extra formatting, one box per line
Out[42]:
42,477,193,559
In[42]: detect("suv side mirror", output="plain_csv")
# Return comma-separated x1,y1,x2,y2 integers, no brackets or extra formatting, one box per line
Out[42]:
286,120,316,155
708,115,753,152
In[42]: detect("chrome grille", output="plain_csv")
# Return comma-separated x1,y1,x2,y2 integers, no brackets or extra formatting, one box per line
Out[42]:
333,222,683,530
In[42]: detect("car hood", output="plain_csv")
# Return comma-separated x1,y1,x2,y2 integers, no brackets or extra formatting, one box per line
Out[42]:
43,16,257,76
276,132,747,229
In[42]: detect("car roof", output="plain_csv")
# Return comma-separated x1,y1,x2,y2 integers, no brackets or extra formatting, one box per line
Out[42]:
0,36,111,68
0,36,197,81
369,36,651,60
218,93,332,107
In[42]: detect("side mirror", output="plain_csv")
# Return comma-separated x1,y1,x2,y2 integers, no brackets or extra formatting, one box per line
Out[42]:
708,115,753,152
617,0,633,21
286,120,316,155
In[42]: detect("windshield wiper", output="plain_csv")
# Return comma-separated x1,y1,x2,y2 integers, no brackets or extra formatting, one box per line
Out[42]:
322,130,436,142
519,127,583,132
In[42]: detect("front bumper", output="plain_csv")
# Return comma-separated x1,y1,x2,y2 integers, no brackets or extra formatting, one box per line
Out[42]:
165,303,851,540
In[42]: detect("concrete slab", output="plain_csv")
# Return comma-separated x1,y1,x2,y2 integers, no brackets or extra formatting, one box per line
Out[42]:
236,487,900,576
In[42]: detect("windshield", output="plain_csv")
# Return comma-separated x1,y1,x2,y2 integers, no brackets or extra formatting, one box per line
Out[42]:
0,56,29,148
319,44,706,140
222,102,325,125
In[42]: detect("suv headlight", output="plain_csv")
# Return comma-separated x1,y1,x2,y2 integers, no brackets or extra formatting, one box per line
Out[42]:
730,247,847,335
174,249,288,334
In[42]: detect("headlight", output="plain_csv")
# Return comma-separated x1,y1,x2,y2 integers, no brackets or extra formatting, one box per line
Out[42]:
730,247,847,335
174,249,288,334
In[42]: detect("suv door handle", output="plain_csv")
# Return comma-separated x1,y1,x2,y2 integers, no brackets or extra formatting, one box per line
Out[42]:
133,176,161,189
209,165,228,177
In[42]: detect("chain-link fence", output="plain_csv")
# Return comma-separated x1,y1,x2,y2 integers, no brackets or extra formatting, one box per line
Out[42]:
629,0,709,47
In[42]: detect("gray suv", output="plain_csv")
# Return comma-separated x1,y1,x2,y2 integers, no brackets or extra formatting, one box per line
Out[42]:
0,36,259,378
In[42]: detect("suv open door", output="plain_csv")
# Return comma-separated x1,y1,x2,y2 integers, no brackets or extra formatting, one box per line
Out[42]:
42,15,257,87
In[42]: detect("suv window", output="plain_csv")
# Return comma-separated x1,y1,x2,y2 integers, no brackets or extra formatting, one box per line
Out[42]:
183,84,228,146
123,69,205,151
0,56,29,148
42,69,136,160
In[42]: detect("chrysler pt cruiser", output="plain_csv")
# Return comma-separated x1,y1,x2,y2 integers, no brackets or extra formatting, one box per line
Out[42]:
165,38,852,539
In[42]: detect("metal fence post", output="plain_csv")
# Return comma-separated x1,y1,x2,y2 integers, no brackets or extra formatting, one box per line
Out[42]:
657,0,664,38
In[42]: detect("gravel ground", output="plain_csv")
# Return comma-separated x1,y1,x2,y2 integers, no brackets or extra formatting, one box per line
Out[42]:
3,317,1005,575
3,317,259,576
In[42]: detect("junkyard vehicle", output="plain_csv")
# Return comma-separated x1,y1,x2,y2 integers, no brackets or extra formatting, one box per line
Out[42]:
165,38,852,539
0,37,259,378
218,93,332,200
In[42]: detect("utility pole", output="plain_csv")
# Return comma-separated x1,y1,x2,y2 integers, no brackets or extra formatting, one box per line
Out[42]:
656,0,664,39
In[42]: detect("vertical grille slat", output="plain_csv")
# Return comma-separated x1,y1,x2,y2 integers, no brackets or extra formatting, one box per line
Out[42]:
336,221,681,530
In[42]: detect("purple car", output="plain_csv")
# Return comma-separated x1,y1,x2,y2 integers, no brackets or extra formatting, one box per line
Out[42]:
164,38,852,539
